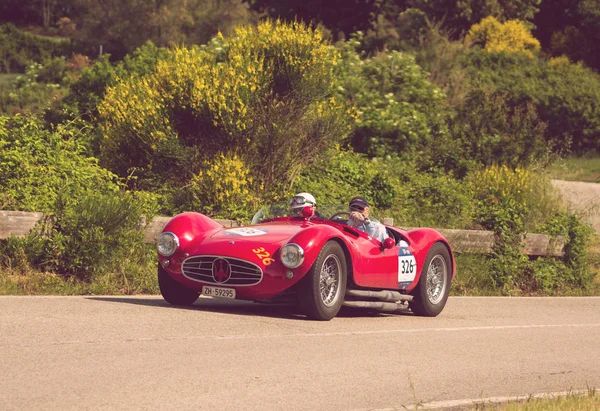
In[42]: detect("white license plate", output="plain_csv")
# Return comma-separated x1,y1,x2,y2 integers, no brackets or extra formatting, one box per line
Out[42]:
202,286,236,299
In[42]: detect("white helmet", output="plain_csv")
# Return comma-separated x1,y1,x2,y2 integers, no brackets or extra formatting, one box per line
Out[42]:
289,192,316,210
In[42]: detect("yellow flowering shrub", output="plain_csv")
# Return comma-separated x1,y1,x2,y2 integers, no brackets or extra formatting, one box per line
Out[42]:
471,165,532,205
465,16,540,58
469,165,556,232
186,153,253,218
99,20,350,196
548,55,571,67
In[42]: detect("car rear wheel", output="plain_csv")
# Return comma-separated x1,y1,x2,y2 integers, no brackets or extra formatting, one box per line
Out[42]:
158,264,199,306
300,241,347,321
409,242,451,317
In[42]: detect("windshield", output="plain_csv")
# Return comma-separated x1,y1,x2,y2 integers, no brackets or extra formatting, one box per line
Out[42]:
250,203,384,225
250,203,343,224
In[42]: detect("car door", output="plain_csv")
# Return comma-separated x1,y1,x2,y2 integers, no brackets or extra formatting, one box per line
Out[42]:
344,226,418,290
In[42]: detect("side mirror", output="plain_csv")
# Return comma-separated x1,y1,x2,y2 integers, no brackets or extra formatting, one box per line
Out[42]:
301,206,314,218
382,237,395,250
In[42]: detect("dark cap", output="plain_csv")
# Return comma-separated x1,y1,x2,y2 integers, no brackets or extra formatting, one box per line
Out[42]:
349,196,369,211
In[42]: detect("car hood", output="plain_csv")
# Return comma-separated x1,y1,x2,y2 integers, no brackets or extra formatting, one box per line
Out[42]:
208,221,306,245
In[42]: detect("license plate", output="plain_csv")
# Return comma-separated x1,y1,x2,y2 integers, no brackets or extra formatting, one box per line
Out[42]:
202,286,236,299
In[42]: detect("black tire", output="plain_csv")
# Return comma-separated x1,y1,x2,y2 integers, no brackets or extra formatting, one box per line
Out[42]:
300,241,347,321
158,264,199,306
409,242,451,317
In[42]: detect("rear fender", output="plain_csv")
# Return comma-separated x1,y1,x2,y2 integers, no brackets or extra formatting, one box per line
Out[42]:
405,228,456,282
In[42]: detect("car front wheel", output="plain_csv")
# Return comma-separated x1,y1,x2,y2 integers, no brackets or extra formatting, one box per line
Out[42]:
158,264,199,306
409,242,451,317
300,241,347,321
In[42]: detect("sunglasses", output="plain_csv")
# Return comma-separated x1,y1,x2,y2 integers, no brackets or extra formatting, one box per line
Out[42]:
291,196,313,207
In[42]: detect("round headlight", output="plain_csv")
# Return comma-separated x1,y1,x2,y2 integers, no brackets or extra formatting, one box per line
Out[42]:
280,243,304,268
157,232,179,256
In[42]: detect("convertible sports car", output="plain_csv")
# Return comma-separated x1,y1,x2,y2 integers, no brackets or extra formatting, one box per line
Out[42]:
156,206,455,320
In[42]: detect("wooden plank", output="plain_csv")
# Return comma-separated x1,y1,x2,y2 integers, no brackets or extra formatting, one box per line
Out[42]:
400,227,495,254
435,228,495,254
523,233,549,256
0,210,566,257
524,233,565,257
400,226,564,256
142,216,172,244
214,219,240,228
0,211,45,239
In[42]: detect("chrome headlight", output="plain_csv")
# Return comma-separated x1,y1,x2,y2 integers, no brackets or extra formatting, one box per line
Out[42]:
157,232,179,256
280,243,304,268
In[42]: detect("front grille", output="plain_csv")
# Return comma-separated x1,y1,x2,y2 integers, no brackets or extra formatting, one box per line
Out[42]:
182,255,263,286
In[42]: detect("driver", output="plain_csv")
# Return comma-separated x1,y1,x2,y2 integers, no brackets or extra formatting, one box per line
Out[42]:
289,192,320,217
347,196,389,242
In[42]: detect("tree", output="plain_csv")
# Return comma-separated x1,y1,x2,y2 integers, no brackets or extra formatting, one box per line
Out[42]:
407,0,541,37
67,0,257,59
244,0,380,38
535,0,600,71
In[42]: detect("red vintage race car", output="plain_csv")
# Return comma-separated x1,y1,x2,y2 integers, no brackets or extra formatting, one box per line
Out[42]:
156,205,455,320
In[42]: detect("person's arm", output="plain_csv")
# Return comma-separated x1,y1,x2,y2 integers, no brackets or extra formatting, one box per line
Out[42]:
348,211,366,229
366,221,388,242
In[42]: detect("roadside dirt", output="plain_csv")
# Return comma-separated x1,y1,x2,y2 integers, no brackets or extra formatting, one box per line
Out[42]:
551,179,600,234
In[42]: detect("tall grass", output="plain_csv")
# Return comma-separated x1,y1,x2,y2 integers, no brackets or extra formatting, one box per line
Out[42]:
547,157,600,183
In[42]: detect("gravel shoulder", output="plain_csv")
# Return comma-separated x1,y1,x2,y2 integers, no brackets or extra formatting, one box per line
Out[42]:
551,179,600,234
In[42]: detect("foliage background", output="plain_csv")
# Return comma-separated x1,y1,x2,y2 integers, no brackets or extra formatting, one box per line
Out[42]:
1,1,600,295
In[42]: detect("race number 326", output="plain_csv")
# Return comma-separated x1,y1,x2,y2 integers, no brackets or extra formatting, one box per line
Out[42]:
400,259,415,274
252,247,275,266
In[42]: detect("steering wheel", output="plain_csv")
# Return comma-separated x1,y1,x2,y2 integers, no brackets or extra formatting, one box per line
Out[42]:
329,211,368,234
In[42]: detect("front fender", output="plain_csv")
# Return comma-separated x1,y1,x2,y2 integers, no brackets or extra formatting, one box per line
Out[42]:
159,212,223,272
285,225,349,275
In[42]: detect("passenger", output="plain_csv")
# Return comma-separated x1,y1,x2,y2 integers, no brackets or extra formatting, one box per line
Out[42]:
289,192,320,218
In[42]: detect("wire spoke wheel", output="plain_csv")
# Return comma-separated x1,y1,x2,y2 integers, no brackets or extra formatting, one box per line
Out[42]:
410,242,452,317
319,254,341,307
300,241,347,320
426,255,447,305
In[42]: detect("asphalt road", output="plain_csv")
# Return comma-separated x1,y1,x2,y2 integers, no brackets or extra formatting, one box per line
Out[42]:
1,296,599,410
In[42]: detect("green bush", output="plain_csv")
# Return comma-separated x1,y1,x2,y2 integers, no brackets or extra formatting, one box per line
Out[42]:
292,147,392,209
469,165,593,293
0,113,160,282
537,213,594,289
0,24,71,73
336,34,451,160
0,190,158,281
36,56,69,84
292,147,472,228
0,114,119,211
464,49,600,153
394,170,474,228
41,191,150,278
450,89,550,170
0,55,84,116
64,42,169,122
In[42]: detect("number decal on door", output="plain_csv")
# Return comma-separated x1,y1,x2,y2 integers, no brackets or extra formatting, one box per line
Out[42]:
398,240,417,288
